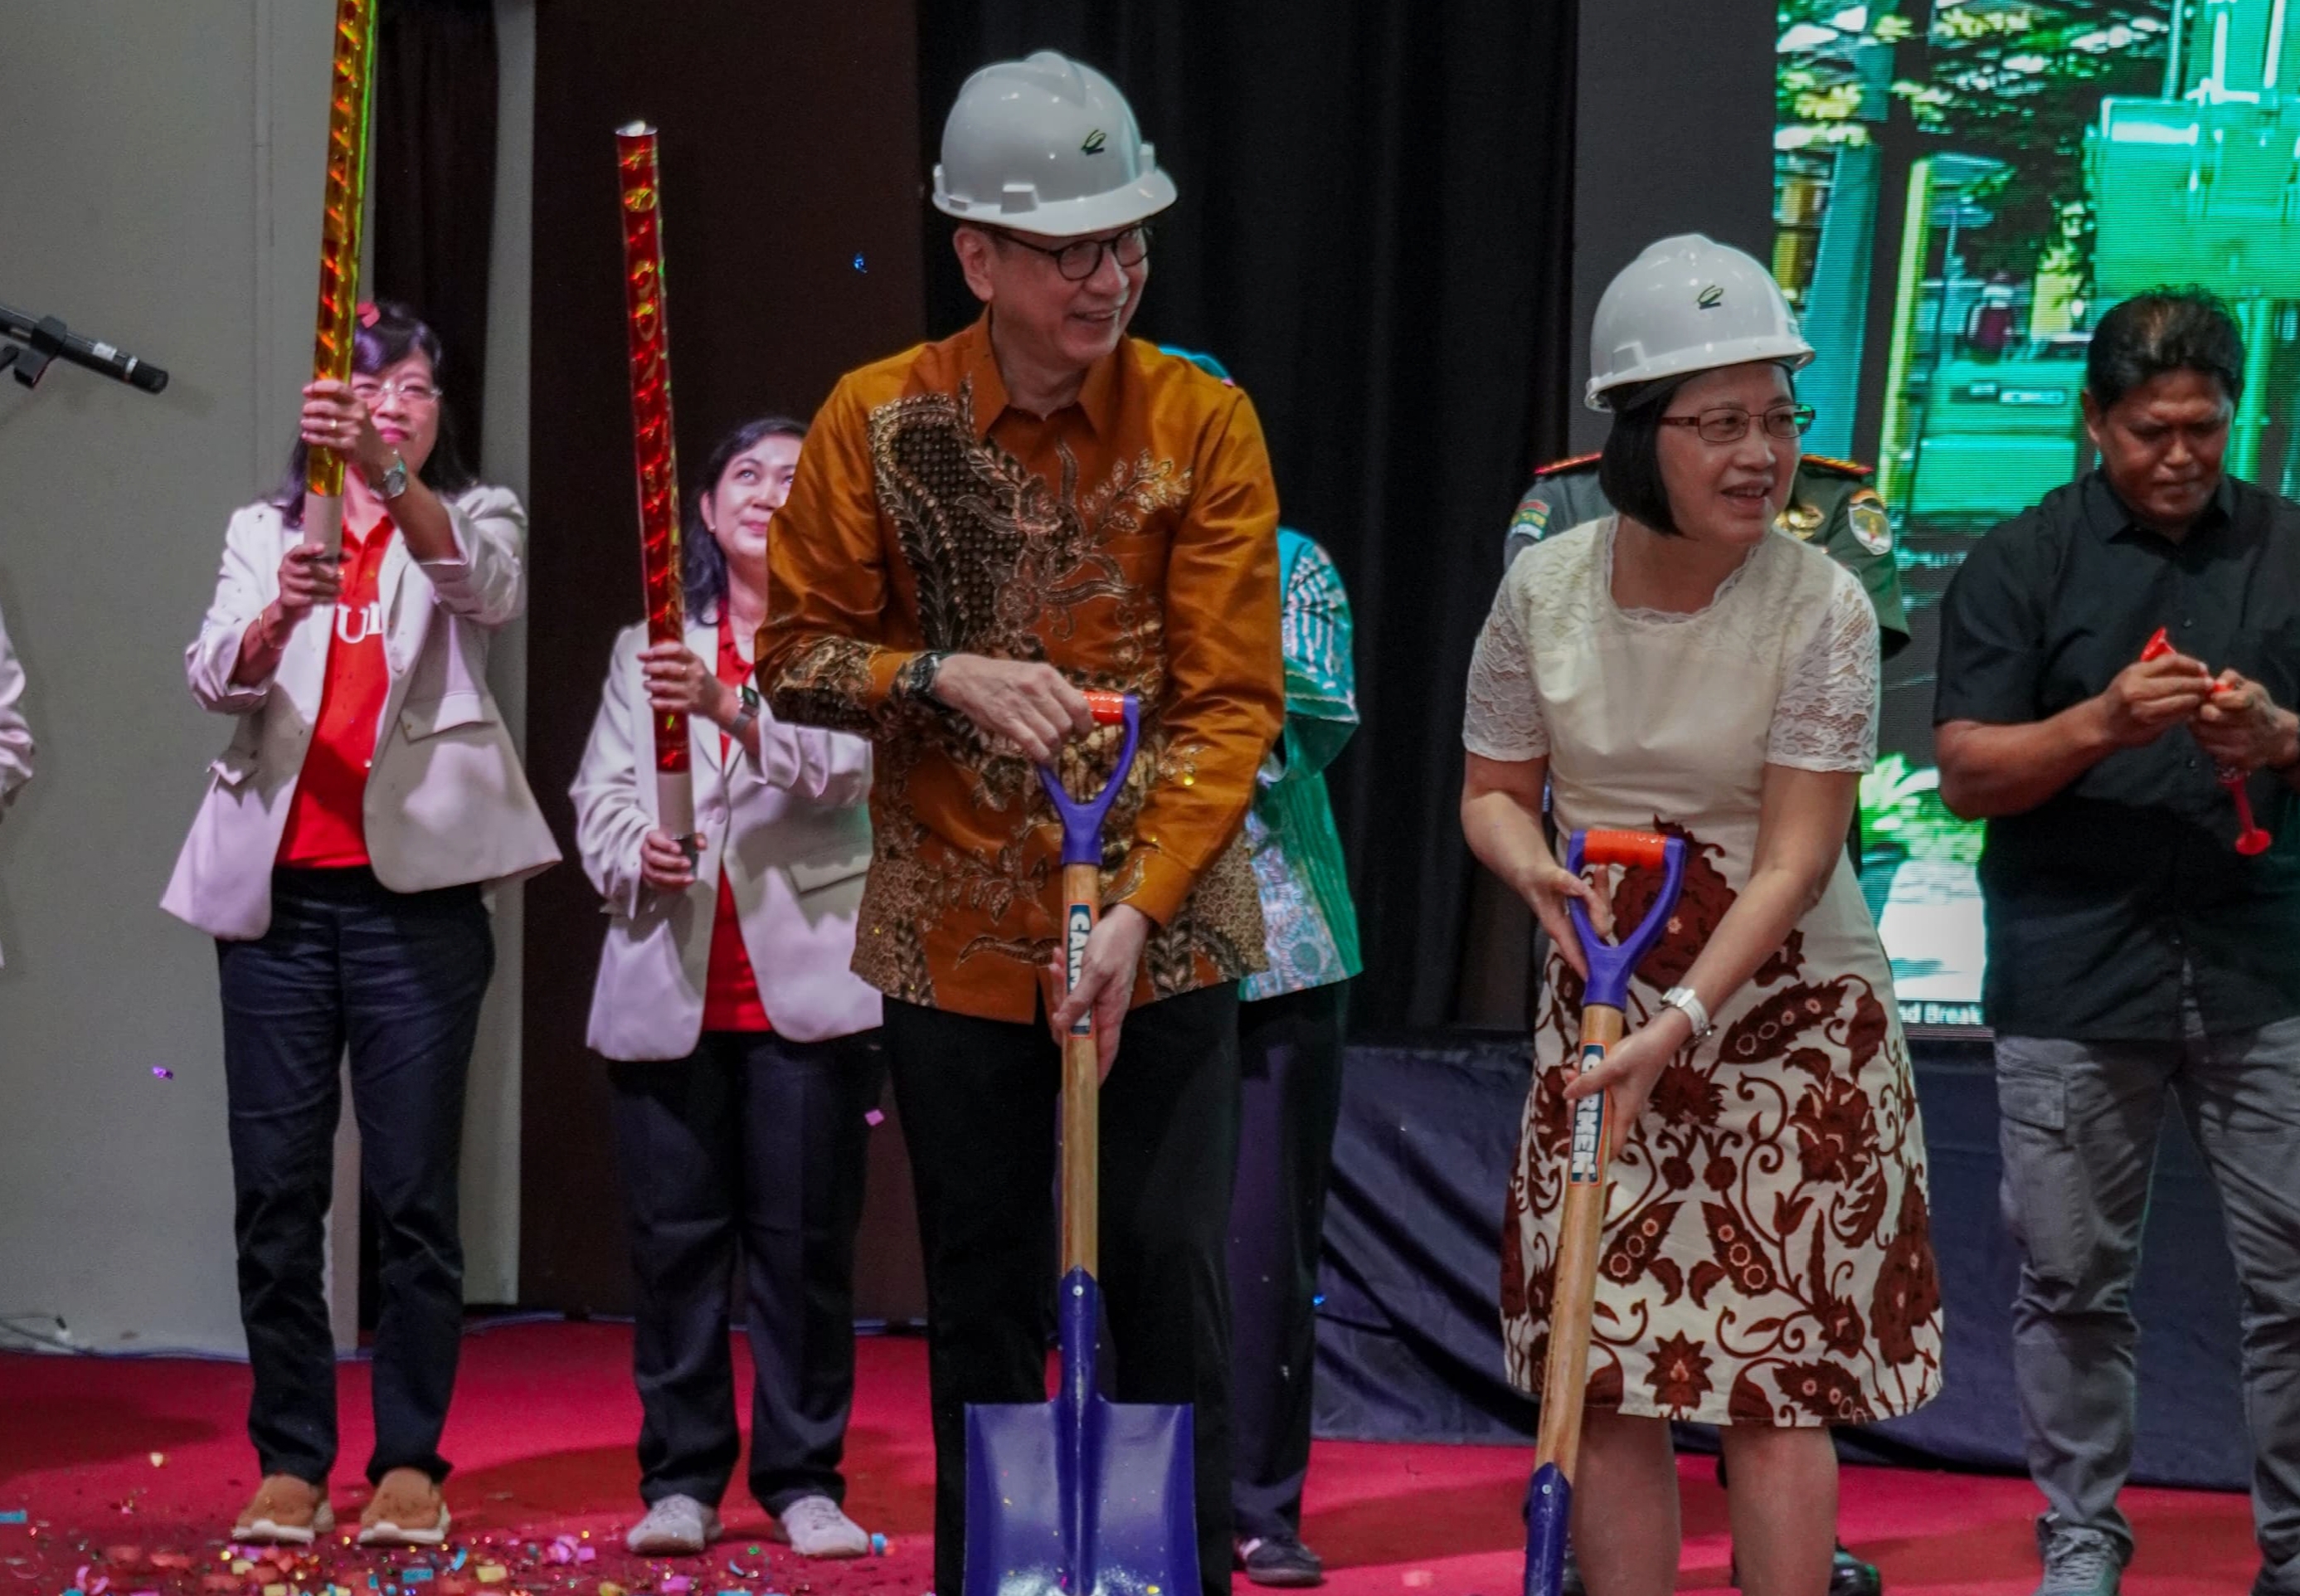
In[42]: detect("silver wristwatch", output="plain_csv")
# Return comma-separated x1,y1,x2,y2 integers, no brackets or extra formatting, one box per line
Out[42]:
374,450,411,501
1659,985,1714,1041
377,451,410,500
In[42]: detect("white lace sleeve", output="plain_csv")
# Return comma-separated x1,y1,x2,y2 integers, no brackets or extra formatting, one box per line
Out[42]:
1768,565,1879,771
1463,577,1548,760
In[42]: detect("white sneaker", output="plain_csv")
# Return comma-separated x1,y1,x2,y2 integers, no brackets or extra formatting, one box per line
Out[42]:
626,1494,721,1556
777,1494,869,1559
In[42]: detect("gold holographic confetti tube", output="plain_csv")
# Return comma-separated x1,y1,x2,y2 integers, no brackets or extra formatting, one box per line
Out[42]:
615,122,698,854
302,0,379,553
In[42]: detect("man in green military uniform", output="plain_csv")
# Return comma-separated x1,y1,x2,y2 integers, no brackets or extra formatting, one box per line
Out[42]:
1506,450,1909,660
1505,451,1904,1596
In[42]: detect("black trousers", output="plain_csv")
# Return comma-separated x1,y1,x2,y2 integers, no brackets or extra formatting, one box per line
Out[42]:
216,867,494,1487
883,986,1241,1596
1228,981,1349,1543
605,1029,884,1513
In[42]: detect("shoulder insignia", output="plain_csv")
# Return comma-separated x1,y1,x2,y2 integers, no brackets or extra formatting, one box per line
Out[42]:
1531,451,1602,479
1778,500,1825,539
1509,485,1553,540
1800,452,1874,479
1846,488,1893,555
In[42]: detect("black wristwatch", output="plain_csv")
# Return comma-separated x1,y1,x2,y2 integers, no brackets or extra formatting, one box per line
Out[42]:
902,649,951,703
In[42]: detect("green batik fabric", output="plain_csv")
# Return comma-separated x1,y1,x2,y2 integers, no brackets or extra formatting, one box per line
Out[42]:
1242,529,1363,1000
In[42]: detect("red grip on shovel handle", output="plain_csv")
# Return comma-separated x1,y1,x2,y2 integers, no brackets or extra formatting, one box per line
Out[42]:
1082,689,1128,726
1580,829,1670,869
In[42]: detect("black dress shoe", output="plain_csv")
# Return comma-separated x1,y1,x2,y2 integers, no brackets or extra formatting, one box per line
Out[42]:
1828,1545,1882,1596
1237,1532,1324,1588
1729,1543,1882,1595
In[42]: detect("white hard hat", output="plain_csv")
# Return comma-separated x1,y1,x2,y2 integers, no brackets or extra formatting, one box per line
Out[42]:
1586,234,1813,411
932,51,1177,238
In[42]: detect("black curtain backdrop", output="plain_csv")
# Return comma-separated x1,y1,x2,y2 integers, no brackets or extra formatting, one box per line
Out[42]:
917,2,1579,1029
371,0,498,461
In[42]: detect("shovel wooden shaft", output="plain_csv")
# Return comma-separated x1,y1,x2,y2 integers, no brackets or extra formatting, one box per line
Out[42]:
1534,1000,1626,1484
1060,859,1101,1279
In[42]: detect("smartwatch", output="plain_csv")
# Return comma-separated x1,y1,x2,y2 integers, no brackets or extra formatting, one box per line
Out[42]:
730,683,761,737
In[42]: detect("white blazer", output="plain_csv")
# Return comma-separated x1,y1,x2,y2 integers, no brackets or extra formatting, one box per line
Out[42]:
163,486,561,941
0,598,31,970
0,599,29,816
572,620,881,1060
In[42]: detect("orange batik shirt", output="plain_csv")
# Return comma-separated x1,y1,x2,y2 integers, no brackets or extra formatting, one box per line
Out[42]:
756,315,1285,1024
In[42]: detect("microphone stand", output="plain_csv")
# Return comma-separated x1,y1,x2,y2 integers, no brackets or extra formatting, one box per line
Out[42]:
0,299,171,394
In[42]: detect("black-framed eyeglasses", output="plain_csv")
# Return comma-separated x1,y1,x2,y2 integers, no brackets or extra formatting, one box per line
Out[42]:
990,222,1153,281
1657,403,1816,445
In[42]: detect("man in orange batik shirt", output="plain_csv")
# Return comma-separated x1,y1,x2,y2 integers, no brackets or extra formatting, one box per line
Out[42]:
753,50,1283,1596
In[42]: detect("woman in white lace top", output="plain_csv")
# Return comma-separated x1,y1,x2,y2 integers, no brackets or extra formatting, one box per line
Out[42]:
1461,236,1939,1596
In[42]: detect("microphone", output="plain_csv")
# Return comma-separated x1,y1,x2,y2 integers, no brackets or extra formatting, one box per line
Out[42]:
0,299,169,393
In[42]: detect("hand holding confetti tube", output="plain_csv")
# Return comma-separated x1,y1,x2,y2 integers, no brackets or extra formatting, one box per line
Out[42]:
301,0,380,555
615,123,697,860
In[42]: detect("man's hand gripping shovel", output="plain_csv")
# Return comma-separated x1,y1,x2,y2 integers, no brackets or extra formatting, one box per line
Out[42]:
964,689,1200,1596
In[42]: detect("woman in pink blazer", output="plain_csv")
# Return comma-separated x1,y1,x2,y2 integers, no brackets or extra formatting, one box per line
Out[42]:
165,304,556,1552
571,416,882,1561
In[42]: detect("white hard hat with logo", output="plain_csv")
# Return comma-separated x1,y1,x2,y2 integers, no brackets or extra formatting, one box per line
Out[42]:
1586,234,1814,411
933,51,1177,238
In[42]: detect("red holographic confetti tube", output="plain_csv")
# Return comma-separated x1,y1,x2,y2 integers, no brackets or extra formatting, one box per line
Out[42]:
615,123,696,844
302,0,379,553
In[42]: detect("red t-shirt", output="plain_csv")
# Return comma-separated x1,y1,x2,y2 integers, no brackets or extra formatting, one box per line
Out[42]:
276,516,394,869
701,621,771,1032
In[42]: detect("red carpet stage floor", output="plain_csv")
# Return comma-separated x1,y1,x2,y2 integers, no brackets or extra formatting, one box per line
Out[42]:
0,1322,2261,1594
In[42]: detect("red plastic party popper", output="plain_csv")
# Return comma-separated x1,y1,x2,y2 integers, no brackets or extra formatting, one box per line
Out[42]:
1525,828,1688,1596
614,123,696,862
963,689,1200,1596
2139,629,2271,856
300,0,380,556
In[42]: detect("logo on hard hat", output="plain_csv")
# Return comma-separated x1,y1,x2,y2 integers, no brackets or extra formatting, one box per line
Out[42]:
1697,284,1724,309
1082,129,1108,154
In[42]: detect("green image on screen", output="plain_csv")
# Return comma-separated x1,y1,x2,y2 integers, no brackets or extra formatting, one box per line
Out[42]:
1774,0,2300,1029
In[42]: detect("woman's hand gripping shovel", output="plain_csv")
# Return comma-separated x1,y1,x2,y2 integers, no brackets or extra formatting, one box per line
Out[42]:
1524,829,1688,1596
964,689,1200,1596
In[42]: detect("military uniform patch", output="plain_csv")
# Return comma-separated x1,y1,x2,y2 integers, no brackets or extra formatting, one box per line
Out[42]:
1510,491,1552,540
1847,489,1893,556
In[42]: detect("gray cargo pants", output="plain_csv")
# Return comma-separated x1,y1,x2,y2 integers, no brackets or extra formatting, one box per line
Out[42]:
1996,976,2300,1595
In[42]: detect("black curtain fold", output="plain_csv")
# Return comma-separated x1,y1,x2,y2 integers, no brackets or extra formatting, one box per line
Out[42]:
372,0,498,461
917,2,1578,1028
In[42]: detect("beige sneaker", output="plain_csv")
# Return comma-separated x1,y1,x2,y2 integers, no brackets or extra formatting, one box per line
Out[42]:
357,1467,450,1549
233,1476,335,1545
776,1494,869,1559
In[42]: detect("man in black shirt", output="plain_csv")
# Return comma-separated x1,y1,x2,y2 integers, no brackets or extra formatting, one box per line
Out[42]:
1935,288,2300,1596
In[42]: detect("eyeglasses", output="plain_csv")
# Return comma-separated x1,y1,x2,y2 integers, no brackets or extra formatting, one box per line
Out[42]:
991,223,1153,282
1657,404,1816,445
352,377,442,407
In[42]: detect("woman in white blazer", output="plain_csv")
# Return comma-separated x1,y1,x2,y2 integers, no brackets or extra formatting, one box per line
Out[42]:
164,304,557,1553
0,595,32,968
0,596,28,810
571,416,883,1562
